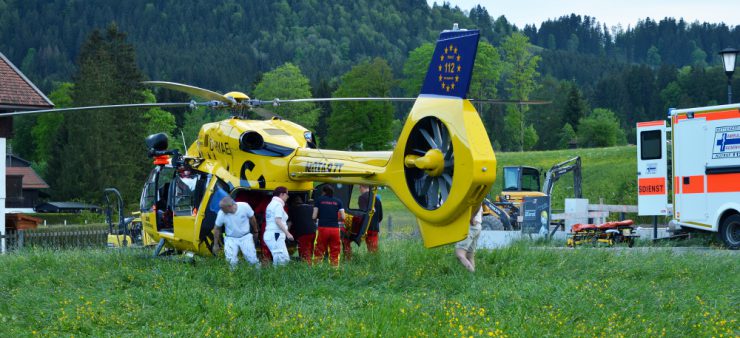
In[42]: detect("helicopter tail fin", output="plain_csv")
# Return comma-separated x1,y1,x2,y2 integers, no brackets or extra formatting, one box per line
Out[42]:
380,28,496,247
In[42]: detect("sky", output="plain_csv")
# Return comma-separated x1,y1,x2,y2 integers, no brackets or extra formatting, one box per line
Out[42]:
428,0,740,29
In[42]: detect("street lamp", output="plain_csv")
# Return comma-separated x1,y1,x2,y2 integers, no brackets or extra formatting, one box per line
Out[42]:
719,47,739,104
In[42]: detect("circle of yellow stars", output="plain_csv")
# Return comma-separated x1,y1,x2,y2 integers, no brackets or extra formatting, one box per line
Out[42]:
437,44,462,92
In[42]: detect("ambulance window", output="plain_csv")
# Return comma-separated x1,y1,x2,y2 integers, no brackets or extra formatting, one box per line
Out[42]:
641,130,662,160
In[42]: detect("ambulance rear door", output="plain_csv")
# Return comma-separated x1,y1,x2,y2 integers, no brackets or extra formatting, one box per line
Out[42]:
637,121,669,216
673,116,707,224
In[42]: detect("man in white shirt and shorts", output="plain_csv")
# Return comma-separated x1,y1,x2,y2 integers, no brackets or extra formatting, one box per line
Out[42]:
455,203,483,272
213,196,259,268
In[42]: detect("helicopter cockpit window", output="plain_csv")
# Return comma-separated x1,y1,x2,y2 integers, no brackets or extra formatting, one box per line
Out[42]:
140,166,175,211
156,167,175,208
141,170,158,211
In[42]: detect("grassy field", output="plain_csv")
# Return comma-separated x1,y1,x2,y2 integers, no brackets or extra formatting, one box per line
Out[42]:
0,240,737,337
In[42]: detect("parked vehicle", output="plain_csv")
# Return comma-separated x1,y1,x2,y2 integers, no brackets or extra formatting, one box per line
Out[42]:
637,103,740,249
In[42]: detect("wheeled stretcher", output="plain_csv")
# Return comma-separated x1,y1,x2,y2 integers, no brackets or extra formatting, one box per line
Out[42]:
567,220,639,247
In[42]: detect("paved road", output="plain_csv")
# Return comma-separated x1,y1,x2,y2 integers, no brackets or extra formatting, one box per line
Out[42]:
538,246,739,255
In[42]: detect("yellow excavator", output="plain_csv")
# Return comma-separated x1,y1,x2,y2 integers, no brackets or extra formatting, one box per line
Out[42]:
104,188,156,248
482,156,582,230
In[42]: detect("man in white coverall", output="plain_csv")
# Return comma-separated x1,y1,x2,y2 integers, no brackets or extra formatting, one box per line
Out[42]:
264,186,294,266
213,196,259,268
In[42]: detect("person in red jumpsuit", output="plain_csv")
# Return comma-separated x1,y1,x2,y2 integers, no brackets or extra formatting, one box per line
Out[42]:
312,186,345,266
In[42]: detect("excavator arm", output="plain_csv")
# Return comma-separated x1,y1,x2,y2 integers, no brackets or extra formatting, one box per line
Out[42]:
542,156,582,198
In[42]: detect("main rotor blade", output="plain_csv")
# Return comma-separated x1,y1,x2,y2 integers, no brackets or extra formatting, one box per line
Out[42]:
144,81,235,105
253,97,550,106
252,97,417,106
2,102,196,117
469,99,551,105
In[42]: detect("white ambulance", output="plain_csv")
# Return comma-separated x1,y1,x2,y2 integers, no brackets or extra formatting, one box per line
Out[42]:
637,103,740,249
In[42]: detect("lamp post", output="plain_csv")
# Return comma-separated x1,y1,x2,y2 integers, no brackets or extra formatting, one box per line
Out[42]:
719,47,739,104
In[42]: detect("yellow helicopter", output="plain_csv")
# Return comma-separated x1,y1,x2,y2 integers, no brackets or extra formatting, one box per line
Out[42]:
8,27,543,257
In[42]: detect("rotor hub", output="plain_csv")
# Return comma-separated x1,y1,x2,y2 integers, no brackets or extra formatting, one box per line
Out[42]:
405,149,445,177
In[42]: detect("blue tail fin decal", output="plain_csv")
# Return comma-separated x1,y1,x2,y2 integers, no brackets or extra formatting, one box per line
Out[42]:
420,29,480,99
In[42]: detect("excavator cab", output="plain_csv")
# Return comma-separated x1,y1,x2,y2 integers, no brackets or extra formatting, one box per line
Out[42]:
502,166,541,192
499,166,546,206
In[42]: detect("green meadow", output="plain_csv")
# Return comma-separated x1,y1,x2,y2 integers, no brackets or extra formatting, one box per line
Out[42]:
0,240,736,337
2,145,736,337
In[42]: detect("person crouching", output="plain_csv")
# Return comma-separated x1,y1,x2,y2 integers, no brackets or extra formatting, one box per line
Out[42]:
212,196,259,269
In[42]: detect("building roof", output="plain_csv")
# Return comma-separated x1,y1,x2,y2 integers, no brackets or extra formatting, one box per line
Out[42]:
39,202,100,209
6,154,31,167
0,52,53,110
6,166,50,189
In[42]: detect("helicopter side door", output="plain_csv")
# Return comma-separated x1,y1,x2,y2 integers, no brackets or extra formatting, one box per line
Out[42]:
168,171,209,246
140,166,176,234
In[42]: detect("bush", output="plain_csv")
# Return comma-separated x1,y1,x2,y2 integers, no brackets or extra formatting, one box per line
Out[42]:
577,108,626,147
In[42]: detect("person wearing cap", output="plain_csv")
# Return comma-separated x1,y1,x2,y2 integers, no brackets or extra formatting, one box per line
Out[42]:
212,196,259,268
312,185,345,266
264,186,293,265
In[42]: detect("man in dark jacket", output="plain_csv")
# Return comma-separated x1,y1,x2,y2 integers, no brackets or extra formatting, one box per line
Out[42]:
312,185,345,266
358,185,383,253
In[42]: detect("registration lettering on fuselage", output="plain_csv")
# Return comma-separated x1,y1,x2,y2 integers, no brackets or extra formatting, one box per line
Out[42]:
306,161,343,173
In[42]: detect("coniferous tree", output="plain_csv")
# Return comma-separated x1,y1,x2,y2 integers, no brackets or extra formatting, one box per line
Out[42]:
49,24,149,204
563,83,588,130
312,78,337,145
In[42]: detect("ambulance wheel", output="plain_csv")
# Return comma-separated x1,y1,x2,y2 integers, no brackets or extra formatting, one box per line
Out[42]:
718,214,740,250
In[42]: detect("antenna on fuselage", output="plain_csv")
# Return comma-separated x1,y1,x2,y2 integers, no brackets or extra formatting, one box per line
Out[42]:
180,130,187,150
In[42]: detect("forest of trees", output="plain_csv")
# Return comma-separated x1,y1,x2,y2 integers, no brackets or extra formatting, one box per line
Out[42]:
4,0,740,202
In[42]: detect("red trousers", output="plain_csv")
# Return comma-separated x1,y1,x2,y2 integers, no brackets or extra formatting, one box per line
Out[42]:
314,227,341,266
366,230,379,253
297,233,315,263
341,235,352,261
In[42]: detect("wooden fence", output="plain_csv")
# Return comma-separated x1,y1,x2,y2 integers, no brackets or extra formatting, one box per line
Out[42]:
2,228,108,251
